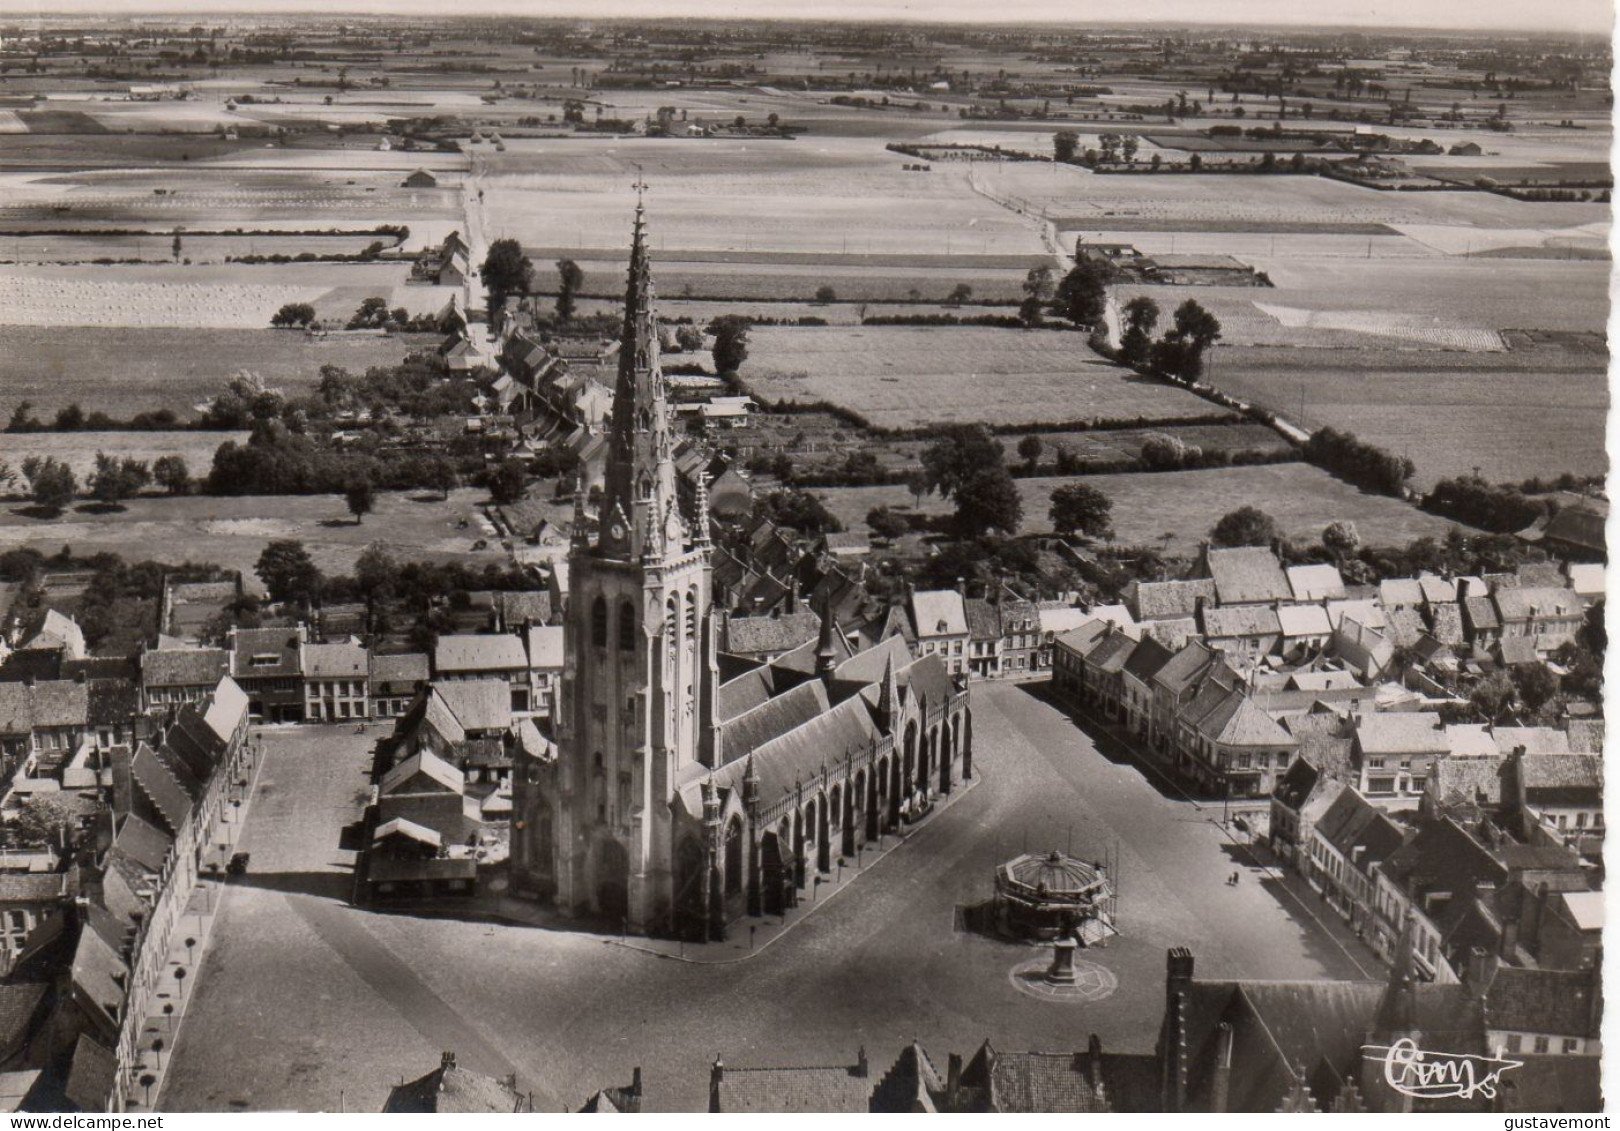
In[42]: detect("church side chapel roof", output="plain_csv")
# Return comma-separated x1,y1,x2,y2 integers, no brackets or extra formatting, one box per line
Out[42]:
693,693,881,813
718,679,831,767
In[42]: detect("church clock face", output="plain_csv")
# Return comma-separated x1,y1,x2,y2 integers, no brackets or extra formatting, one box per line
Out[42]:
610,521,625,541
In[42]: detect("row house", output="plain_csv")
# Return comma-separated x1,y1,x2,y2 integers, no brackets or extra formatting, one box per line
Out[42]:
228,626,306,722
960,591,1041,679
1307,787,1407,938
1174,677,1297,798
432,628,564,720
908,590,968,677
301,641,371,722
138,647,228,710
0,681,89,772
1350,712,1449,797
371,653,431,718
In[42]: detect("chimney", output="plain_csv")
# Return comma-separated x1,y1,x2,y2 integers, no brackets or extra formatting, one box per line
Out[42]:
855,1046,869,1078
946,1052,962,1104
1210,1022,1234,1113
709,1058,724,1113
630,1067,642,1099
1166,946,1195,996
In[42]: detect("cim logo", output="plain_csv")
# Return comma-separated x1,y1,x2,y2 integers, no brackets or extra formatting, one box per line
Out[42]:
1363,1038,1524,1102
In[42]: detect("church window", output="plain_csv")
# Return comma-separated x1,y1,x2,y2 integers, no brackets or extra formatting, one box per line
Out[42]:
619,600,638,650
593,752,605,769
590,596,608,648
684,590,698,639
618,772,633,818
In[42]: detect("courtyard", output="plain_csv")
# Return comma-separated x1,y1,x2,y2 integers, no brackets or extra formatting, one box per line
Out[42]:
159,680,1380,1113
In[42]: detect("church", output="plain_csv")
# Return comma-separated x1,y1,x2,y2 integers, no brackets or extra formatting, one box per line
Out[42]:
510,206,973,938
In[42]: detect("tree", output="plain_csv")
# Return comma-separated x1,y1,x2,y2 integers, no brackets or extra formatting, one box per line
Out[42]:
172,230,183,260
481,237,534,303
756,489,841,535
22,456,75,512
255,540,321,607
53,403,84,432
946,283,973,305
1140,433,1187,470
920,425,1019,538
1048,482,1113,540
866,505,908,541
1120,295,1161,366
1172,299,1223,351
355,542,397,607
953,465,1022,537
1052,260,1111,326
486,458,528,505
904,469,929,508
347,296,390,329
1123,295,1160,336
1023,265,1054,302
270,302,316,328
11,793,89,846
1016,434,1043,472
6,401,42,433
555,258,584,321
1468,671,1517,723
425,455,458,500
1053,129,1080,162
1322,520,1361,560
1511,662,1559,715
1210,505,1278,548
89,452,150,507
709,316,751,374
153,454,190,495
814,284,837,304
344,475,375,524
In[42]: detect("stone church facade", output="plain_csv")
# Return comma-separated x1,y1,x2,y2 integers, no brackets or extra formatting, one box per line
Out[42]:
510,207,972,938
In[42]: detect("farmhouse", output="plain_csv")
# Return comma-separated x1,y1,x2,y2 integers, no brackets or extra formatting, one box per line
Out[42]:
402,168,439,188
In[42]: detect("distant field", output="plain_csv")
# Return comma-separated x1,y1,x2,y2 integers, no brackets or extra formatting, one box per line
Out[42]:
818,463,1473,554
744,325,1217,429
556,258,1031,303
0,431,242,482
0,231,391,263
1210,350,1609,488
0,488,505,588
0,327,437,418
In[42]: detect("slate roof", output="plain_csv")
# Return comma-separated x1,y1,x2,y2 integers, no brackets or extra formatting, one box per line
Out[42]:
1483,967,1599,1038
722,611,821,656
910,590,967,639
1383,817,1507,899
0,681,89,734
1083,627,1138,674
435,633,528,673
702,694,878,812
64,1034,116,1113
1151,641,1214,696
713,1064,873,1112
381,749,465,797
1497,1055,1601,1114
130,743,193,832
432,679,512,733
525,625,564,669
86,680,139,728
111,813,172,874
229,627,302,677
721,680,831,766
1121,636,1174,684
1197,547,1292,605
1315,788,1406,868
70,927,128,1036
1286,563,1345,602
1462,596,1501,632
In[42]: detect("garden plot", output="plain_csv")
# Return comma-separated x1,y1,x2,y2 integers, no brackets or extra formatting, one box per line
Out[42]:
744,325,1215,429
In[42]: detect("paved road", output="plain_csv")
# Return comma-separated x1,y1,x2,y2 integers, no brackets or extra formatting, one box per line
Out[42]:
161,682,1375,1113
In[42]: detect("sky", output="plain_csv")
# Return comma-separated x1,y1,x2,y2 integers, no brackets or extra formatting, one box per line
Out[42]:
11,0,1615,36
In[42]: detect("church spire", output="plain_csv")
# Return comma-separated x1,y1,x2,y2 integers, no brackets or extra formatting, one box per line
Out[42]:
596,197,677,562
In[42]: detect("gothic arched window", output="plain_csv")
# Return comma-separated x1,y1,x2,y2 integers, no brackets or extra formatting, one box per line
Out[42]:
590,596,608,649
618,600,637,651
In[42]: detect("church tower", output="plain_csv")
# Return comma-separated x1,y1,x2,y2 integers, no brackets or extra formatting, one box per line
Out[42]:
540,201,720,934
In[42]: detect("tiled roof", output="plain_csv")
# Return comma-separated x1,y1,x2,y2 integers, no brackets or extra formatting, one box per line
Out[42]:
370,652,430,687
974,1046,1109,1112
1566,562,1604,599
722,611,821,656
963,598,1002,642
1384,606,1427,647
1428,755,1504,808
1083,628,1138,674
1130,578,1216,621
1495,586,1581,622
1444,724,1499,758
203,677,248,744
1379,578,1424,607
1353,712,1447,756
1384,817,1506,899
1326,598,1385,631
435,633,528,673
1286,563,1345,602
1199,547,1291,605
1462,596,1501,631
1483,967,1599,1039
1518,753,1601,803
1492,726,1570,756
1202,605,1281,639
381,749,465,797
432,680,512,733
302,642,368,679
85,680,139,728
70,927,128,1035
1208,695,1296,748
1564,719,1603,754
229,627,302,677
0,873,67,904
1053,619,1113,657
1497,1055,1601,1114
714,1064,873,1112
1416,574,1457,604
1280,714,1355,783
1277,605,1331,638
384,1063,530,1113
1498,636,1541,666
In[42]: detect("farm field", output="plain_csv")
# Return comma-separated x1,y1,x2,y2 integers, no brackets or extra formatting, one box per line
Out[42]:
0,488,505,588
479,135,1048,257
743,325,1217,428
0,327,438,418
0,231,394,263
817,463,1472,555
552,258,1029,303
1210,353,1609,488
0,263,454,327
0,431,245,482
